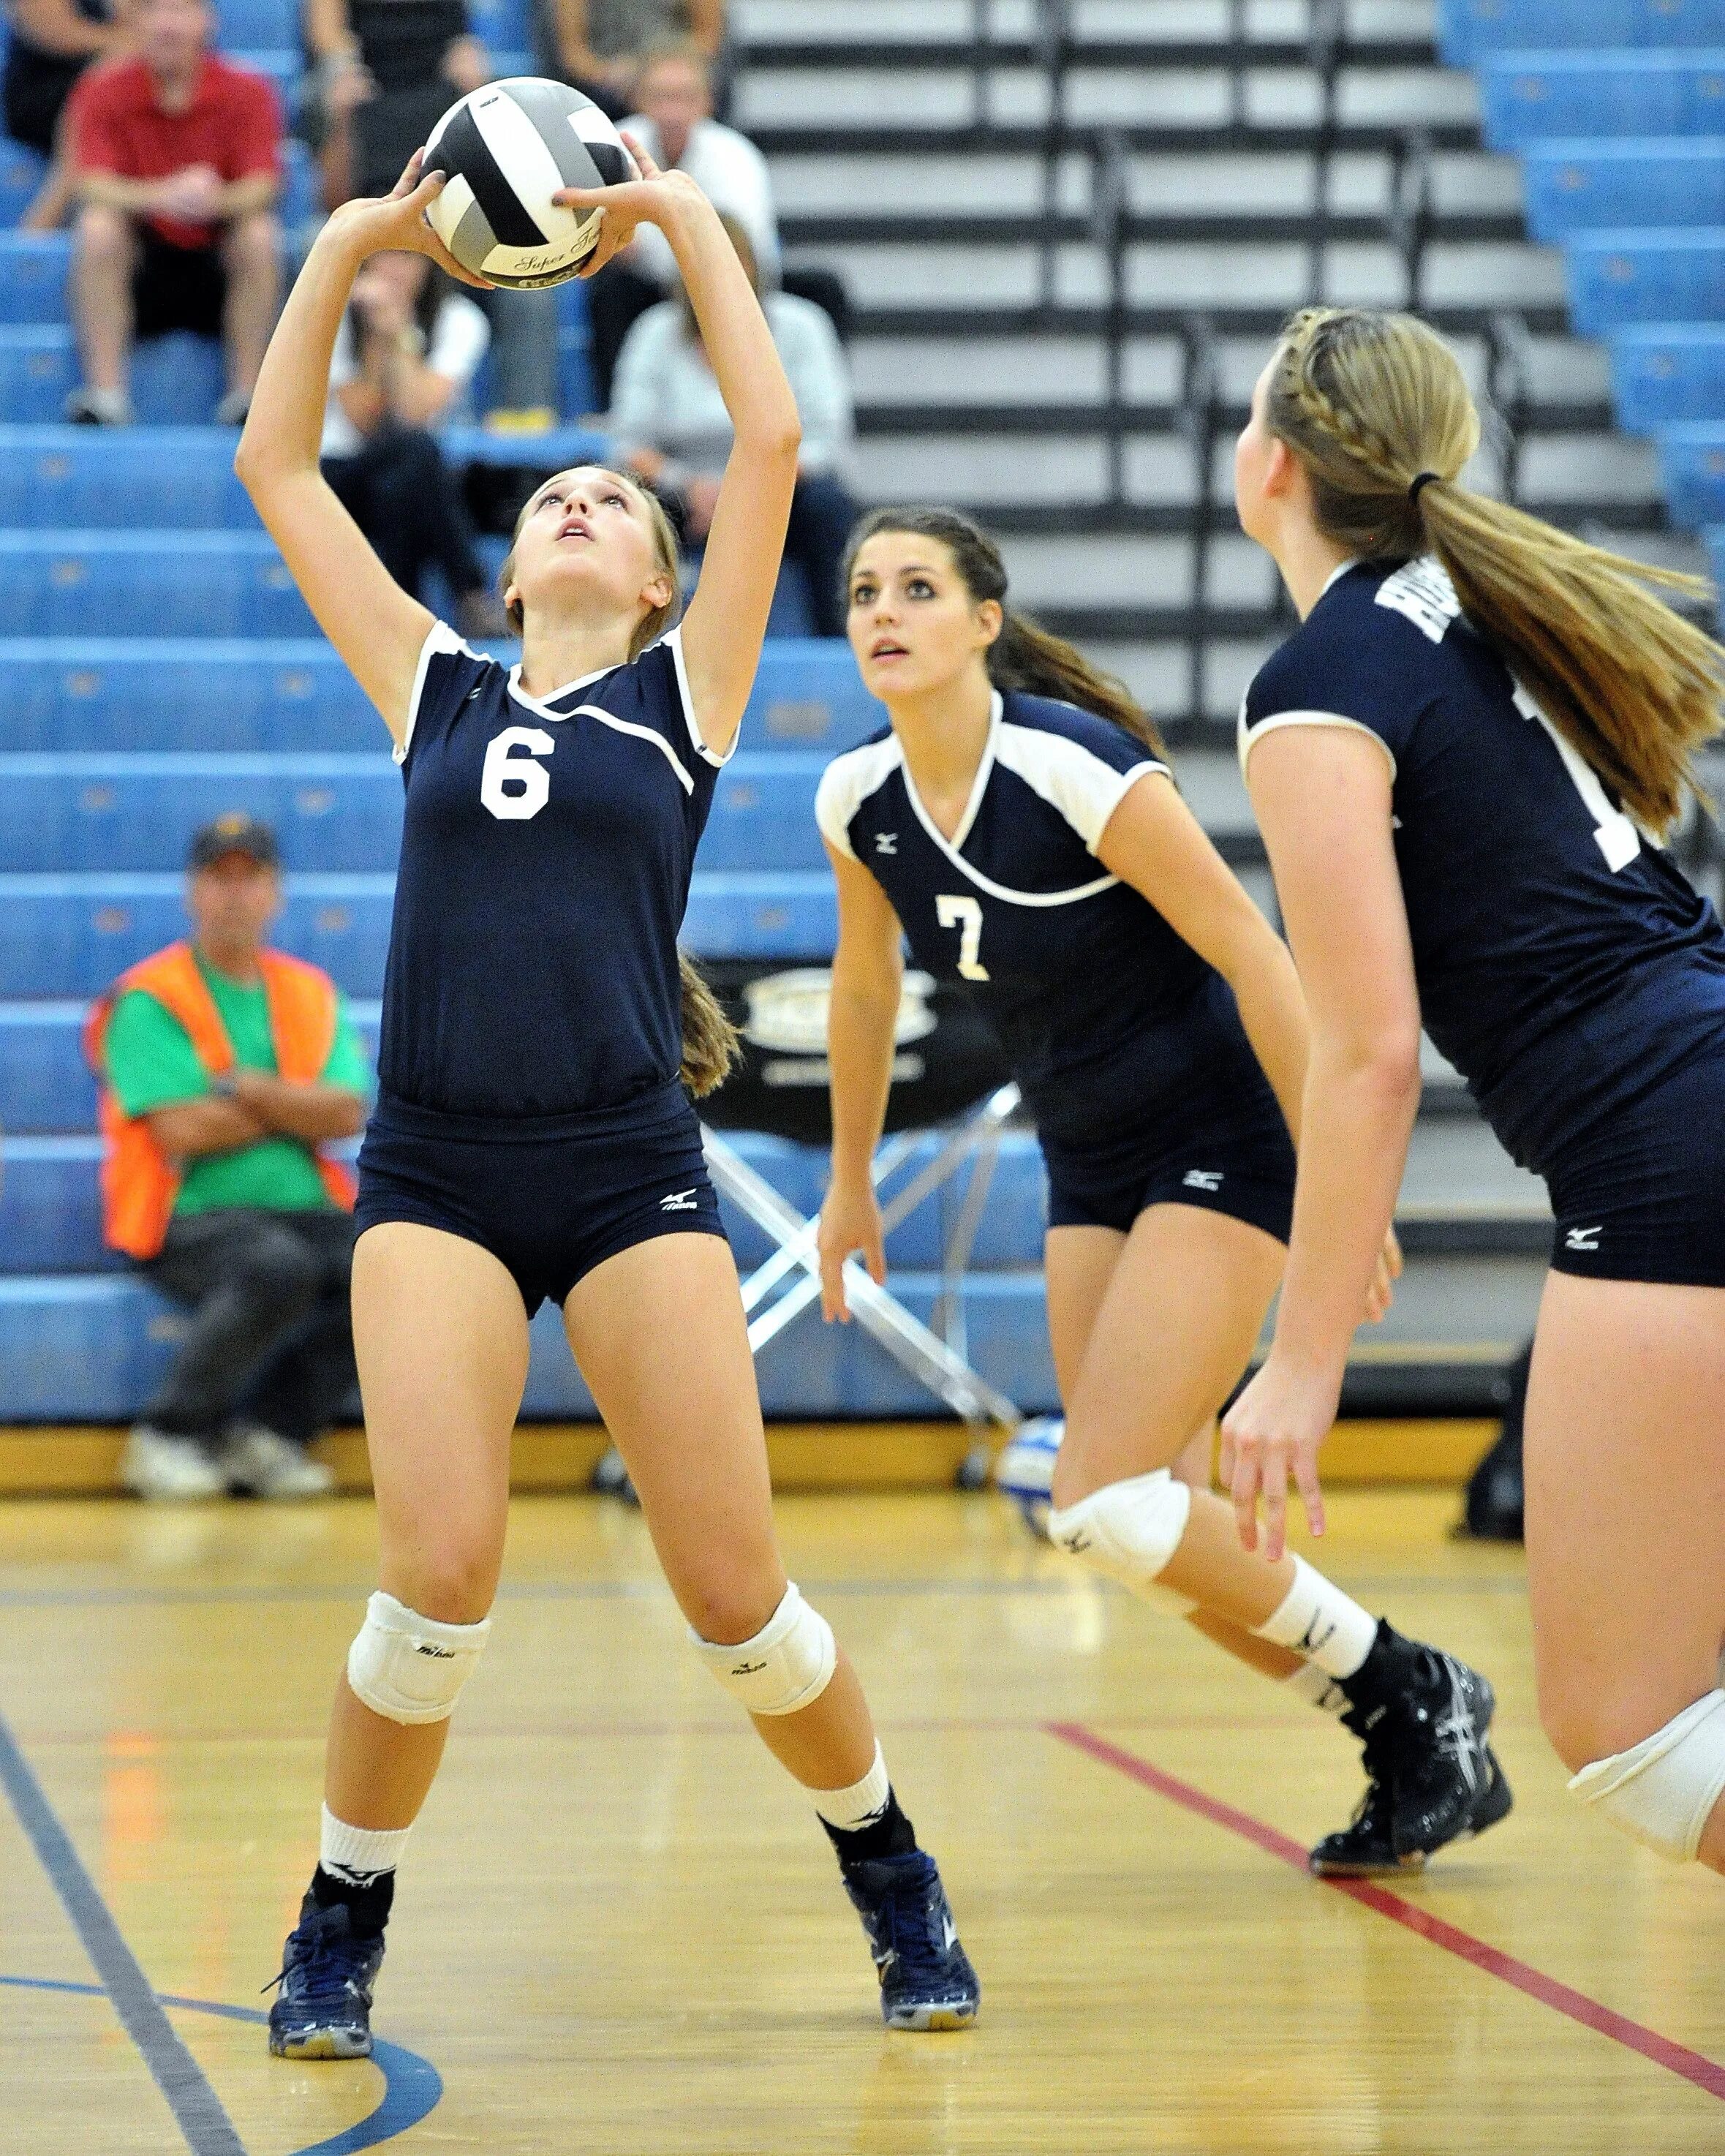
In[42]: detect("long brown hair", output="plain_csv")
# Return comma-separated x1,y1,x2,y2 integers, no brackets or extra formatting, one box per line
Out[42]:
497,467,740,1093
1267,306,1724,834
842,506,1166,756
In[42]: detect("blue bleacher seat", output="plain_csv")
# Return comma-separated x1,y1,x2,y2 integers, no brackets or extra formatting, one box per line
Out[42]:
0,636,874,753
0,750,841,872
466,0,531,52
0,427,258,528
1441,0,1725,67
0,870,837,995
1706,519,1725,588
0,532,317,637
0,325,227,423
1658,425,1725,524
1481,53,1725,151
0,1268,1061,1421
1566,227,1725,333
1522,138,1725,242
0,233,69,324
0,138,45,230
215,0,298,50
0,1128,1052,1278
1609,325,1725,430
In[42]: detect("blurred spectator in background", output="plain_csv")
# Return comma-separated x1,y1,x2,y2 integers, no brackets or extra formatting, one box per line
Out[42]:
64,0,280,425
3,0,132,229
302,0,561,426
321,246,509,636
585,38,845,411
611,214,856,635
535,0,725,121
86,817,369,1502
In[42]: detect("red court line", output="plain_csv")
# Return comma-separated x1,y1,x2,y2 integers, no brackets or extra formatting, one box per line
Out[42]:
1049,1719,1725,2106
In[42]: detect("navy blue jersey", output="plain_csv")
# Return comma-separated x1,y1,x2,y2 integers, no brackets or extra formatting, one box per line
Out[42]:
378,619,728,1118
816,690,1273,1146
1239,558,1725,1174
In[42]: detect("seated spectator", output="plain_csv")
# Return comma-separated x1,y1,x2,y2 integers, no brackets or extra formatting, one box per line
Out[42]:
322,247,509,637
585,37,846,410
535,0,724,121
611,216,858,636
86,818,370,1502
64,0,281,426
3,0,132,230
302,0,486,208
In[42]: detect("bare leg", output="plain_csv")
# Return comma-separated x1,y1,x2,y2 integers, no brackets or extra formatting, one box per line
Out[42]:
565,1233,876,1790
220,208,282,396
1047,1207,1306,1632
324,1224,529,1831
1524,1271,1725,1874
71,203,136,395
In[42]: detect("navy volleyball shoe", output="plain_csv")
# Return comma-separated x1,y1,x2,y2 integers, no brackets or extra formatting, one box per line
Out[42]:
266,1893,387,2059
840,1850,980,2030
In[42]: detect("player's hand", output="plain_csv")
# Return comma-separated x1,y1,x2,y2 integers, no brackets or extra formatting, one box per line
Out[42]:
330,151,494,288
817,1178,887,1323
1218,1352,1340,1561
1363,1224,1403,1324
553,132,690,278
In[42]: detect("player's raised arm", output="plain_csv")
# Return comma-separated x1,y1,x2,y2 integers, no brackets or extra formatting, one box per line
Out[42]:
233,157,487,745
556,137,800,755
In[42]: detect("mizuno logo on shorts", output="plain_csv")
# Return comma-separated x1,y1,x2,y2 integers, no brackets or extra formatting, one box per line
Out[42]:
1566,1226,1601,1251
875,832,898,854
660,1189,699,1212
1183,1169,1223,1191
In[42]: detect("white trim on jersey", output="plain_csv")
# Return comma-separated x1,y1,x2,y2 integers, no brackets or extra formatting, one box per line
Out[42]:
905,688,1001,851
661,624,736,769
992,723,1168,855
507,655,619,718
397,618,485,766
815,734,903,860
1237,707,1397,784
566,704,696,794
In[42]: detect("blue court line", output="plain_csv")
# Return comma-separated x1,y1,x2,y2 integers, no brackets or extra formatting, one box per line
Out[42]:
0,1975,443,2156
0,1705,248,2154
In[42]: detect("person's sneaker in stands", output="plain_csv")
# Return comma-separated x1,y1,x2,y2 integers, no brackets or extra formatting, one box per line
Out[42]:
65,385,135,426
221,1422,336,1500
120,1424,226,1500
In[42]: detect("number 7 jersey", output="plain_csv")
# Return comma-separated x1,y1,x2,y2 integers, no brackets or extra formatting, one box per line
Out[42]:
815,690,1272,1147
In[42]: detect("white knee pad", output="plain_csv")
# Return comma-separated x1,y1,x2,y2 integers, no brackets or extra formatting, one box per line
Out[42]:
346,1590,491,1726
692,1582,837,1716
1568,1689,1725,1863
1045,1469,1198,1616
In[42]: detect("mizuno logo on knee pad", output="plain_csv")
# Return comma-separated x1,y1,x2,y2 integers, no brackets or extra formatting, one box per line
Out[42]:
1045,1471,1198,1616
347,1591,491,1725
692,1582,837,1716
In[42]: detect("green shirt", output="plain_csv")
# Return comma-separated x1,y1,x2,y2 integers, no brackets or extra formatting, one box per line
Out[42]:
104,951,371,1218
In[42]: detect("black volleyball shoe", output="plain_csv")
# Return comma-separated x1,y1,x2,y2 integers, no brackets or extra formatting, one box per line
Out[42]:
1308,1627,1512,1877
840,1850,981,2029
266,1893,387,2059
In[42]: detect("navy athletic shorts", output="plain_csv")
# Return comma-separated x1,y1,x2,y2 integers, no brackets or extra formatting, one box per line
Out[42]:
1545,1043,1725,1289
1041,1088,1296,1245
355,1077,727,1315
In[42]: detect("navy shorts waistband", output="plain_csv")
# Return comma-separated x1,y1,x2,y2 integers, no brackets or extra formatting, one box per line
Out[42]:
369,1077,691,1146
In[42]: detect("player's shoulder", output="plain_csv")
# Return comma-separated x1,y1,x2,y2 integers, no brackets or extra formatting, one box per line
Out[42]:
997,690,1163,775
1242,559,1462,743
815,728,903,857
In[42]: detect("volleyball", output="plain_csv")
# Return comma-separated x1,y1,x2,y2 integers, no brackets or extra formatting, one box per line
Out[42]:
423,78,636,290
993,1416,1065,1540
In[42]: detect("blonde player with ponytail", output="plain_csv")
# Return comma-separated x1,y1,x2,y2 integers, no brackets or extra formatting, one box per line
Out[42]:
818,506,1509,1874
1227,306,1725,1874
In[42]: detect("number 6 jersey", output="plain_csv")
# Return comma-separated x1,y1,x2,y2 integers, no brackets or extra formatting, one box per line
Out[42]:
1239,557,1725,1177
378,619,729,1119
815,689,1276,1149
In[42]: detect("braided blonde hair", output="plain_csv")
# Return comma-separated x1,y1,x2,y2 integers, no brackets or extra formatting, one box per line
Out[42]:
1267,306,1724,834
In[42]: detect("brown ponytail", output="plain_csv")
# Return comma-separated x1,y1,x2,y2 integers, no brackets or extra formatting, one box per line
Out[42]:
842,505,1166,757
678,951,739,1098
1268,306,1724,835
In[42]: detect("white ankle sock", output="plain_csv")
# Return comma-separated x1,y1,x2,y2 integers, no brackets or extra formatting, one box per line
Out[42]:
1283,1659,1348,1714
1252,1556,1378,1679
320,1803,412,1885
812,1743,891,1833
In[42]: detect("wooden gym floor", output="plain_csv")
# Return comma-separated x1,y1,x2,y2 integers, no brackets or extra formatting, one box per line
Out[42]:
1,1472,1721,2153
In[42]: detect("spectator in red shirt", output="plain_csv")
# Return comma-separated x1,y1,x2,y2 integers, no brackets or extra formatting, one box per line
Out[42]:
65,0,281,426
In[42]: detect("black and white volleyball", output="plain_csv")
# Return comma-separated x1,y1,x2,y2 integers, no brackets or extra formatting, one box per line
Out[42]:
423,79,636,290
